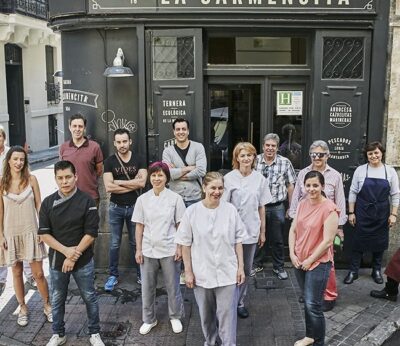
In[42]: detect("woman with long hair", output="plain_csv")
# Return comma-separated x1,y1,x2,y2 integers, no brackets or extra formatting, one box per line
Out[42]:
0,146,51,326
223,142,272,319
176,171,246,345
289,171,338,346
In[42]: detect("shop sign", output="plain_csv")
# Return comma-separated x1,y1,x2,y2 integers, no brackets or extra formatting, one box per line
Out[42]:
329,101,352,128
89,0,376,14
327,137,351,160
276,90,303,116
63,89,99,108
161,98,188,124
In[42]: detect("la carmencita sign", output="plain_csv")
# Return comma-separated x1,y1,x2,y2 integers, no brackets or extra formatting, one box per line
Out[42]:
89,0,376,14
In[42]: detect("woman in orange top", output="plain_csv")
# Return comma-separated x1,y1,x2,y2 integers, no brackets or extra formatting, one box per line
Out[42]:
289,171,338,346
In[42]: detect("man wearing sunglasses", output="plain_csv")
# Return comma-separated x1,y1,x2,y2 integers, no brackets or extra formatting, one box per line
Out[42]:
289,140,347,312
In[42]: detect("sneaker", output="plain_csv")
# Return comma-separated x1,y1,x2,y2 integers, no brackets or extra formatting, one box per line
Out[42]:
46,334,67,346
104,276,118,291
139,321,158,335
272,268,288,280
250,264,263,277
170,319,183,333
0,282,5,296
90,333,105,346
26,277,37,290
180,272,185,285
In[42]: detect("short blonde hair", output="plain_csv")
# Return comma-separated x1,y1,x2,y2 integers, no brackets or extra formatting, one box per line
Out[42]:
0,126,6,140
232,142,257,170
201,171,224,199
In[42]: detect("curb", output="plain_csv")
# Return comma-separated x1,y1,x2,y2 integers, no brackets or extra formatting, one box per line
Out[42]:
354,305,400,346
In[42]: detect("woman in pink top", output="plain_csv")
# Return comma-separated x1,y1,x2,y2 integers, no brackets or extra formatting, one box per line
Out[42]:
289,171,339,346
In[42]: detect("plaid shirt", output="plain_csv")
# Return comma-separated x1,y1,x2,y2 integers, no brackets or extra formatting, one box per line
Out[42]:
255,154,296,204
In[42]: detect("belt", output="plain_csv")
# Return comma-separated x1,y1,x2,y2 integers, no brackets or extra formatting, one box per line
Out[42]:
110,201,134,208
266,201,284,207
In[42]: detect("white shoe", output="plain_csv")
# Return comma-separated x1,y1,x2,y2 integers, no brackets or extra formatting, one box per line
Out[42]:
89,333,105,346
170,319,183,333
46,334,67,346
139,321,158,335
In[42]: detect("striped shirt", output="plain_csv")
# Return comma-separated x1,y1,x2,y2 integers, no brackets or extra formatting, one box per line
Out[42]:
255,154,296,204
288,164,347,226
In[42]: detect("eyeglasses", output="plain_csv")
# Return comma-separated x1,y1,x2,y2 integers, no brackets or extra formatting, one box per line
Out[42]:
309,152,328,159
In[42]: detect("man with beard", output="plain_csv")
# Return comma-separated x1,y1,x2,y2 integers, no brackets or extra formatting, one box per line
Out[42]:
162,118,207,207
103,129,147,291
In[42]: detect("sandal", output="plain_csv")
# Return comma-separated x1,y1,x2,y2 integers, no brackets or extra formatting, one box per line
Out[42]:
17,308,29,327
44,305,53,323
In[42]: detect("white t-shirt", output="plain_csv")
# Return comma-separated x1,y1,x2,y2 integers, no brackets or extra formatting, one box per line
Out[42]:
175,200,246,289
223,169,272,244
132,187,186,258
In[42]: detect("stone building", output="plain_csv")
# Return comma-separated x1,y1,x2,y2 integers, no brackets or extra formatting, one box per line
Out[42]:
0,0,63,152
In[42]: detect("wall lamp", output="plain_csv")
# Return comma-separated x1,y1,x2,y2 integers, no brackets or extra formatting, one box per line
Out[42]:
103,48,134,78
53,70,64,77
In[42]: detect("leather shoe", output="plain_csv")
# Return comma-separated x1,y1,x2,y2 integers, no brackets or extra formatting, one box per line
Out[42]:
322,299,336,312
370,289,397,302
371,270,384,284
343,271,358,284
237,306,249,319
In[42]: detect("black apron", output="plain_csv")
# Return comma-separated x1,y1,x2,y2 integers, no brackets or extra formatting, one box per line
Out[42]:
353,165,390,252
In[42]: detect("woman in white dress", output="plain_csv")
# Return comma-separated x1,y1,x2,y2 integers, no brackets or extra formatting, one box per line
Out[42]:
223,142,272,319
176,171,246,346
0,146,51,326
132,161,185,335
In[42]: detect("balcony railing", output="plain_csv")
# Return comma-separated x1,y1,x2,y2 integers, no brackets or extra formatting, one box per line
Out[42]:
0,0,48,20
45,81,61,105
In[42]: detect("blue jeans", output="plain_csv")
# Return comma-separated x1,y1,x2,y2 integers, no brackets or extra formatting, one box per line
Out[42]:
109,202,137,277
254,203,286,269
295,262,332,346
49,259,100,336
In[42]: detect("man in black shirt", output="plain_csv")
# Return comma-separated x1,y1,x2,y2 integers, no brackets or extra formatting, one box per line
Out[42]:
103,128,147,291
39,160,105,346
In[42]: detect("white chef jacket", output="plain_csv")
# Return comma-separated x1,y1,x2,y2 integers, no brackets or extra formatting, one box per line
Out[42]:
175,200,246,289
132,187,186,259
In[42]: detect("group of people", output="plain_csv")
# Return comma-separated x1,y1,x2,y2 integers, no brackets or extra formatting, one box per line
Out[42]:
0,113,399,346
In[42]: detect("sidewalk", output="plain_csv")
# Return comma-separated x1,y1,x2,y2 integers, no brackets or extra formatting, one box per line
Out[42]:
28,146,59,165
0,265,399,346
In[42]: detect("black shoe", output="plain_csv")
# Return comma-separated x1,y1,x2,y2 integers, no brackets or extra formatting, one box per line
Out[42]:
322,299,336,312
371,270,384,284
370,289,397,302
298,295,304,303
344,271,358,284
237,306,249,319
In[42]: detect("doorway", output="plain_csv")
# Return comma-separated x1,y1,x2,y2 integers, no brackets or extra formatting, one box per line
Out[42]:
5,44,26,146
208,84,260,172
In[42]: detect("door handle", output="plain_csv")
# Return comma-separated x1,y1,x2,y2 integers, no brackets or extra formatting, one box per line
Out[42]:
146,133,159,137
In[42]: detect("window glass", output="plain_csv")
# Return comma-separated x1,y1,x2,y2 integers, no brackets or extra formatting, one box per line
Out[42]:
153,36,195,80
208,37,306,65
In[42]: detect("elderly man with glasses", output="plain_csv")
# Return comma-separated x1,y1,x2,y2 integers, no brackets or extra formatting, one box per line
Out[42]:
252,133,296,280
289,140,347,312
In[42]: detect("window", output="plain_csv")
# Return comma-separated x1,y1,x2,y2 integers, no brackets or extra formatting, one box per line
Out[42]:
153,36,195,80
45,45,60,104
208,36,307,65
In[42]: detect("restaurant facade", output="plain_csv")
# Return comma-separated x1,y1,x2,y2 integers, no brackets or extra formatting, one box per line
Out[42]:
48,0,393,266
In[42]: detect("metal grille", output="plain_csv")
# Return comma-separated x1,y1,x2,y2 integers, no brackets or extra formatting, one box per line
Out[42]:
0,0,48,20
322,37,364,79
5,44,22,65
45,82,61,104
153,36,194,80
